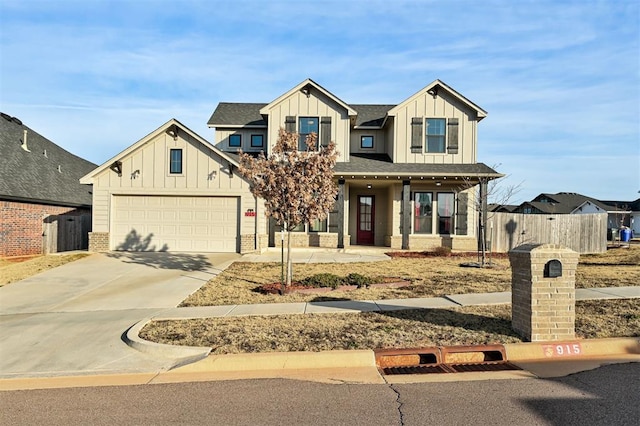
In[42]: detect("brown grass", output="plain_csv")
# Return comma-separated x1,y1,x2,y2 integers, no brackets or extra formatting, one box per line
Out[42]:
141,299,640,354
182,245,640,306
0,253,90,286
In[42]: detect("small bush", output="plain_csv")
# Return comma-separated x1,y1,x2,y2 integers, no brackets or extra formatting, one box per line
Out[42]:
433,246,452,257
345,273,375,288
300,273,343,288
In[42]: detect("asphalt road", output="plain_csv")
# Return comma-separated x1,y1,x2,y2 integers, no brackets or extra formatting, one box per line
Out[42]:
1,363,638,425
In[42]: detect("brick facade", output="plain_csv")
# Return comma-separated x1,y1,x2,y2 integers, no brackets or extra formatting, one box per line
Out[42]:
509,244,579,342
0,200,90,257
88,232,110,252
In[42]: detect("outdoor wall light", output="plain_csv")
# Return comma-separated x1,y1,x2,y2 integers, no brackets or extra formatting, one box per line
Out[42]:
110,161,122,177
427,86,438,96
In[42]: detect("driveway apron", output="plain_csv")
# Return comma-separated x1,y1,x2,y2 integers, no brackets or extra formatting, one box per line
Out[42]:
0,252,238,378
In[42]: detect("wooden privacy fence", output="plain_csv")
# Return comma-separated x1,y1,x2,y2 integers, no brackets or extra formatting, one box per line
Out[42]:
487,212,607,254
43,214,91,254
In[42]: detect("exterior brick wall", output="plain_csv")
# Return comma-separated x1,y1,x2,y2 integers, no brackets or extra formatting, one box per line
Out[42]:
88,232,110,252
0,200,89,257
509,244,579,342
272,232,344,248
388,235,478,251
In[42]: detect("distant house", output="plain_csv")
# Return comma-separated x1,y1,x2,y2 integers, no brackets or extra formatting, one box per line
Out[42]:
514,192,634,237
0,113,96,257
81,78,502,253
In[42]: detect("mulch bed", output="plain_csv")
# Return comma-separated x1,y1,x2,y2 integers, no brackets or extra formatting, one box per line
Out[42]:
385,251,509,259
258,278,412,295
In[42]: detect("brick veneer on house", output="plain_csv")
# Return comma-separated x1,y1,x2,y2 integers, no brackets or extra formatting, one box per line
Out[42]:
88,231,110,252
509,243,579,342
0,200,89,257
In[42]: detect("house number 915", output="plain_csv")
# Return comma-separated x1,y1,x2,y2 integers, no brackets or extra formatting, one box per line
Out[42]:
542,343,582,358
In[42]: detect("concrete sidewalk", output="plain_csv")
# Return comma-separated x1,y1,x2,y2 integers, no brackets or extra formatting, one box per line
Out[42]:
153,285,640,320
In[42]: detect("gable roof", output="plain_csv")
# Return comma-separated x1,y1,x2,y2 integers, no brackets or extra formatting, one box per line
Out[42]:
0,113,96,207
530,192,626,214
208,80,486,130
81,118,238,183
387,79,488,121
259,78,357,117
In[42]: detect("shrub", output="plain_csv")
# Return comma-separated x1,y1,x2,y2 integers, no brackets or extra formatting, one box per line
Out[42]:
300,273,343,289
345,273,375,288
433,246,452,257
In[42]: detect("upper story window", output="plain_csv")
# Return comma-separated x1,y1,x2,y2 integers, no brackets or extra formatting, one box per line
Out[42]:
298,116,319,150
426,118,446,153
229,134,241,148
251,134,264,148
361,135,374,149
169,148,183,174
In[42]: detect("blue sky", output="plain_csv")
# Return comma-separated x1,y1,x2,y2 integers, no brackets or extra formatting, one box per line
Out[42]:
1,0,638,204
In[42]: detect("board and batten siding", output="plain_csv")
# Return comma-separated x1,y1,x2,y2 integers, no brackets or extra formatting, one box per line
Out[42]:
90,130,262,238
214,128,267,153
391,91,478,164
265,90,351,162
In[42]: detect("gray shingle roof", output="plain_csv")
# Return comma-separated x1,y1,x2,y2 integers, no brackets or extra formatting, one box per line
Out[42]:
335,154,501,177
0,113,96,207
350,104,394,127
208,102,395,128
531,192,625,213
208,103,267,127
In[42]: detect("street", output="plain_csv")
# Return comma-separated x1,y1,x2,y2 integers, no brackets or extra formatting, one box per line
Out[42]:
1,363,638,425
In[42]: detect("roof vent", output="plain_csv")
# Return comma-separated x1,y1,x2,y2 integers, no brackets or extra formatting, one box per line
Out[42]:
58,165,62,173
21,129,31,152
43,149,48,158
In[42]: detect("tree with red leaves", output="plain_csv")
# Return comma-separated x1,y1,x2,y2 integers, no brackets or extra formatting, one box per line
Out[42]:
239,129,338,291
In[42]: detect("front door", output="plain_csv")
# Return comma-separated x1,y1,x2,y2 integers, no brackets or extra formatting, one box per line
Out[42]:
357,195,375,245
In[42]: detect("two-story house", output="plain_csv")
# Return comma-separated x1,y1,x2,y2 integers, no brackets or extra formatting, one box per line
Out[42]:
81,79,501,253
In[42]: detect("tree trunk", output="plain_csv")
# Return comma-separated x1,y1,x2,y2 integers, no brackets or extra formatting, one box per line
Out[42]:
285,229,293,289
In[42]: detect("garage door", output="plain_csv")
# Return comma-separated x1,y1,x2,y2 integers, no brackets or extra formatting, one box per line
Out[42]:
112,195,239,252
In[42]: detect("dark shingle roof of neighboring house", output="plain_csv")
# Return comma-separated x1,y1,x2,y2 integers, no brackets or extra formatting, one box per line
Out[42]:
208,102,396,129
489,204,519,213
0,113,96,207
530,192,624,214
208,103,267,127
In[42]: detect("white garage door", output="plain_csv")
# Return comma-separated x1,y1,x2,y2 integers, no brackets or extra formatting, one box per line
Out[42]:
112,195,239,252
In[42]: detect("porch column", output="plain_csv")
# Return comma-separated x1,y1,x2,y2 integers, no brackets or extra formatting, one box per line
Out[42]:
402,180,410,250
337,179,345,249
479,178,488,252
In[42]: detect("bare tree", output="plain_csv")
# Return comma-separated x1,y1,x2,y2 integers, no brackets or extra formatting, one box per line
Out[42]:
460,165,522,266
239,129,338,291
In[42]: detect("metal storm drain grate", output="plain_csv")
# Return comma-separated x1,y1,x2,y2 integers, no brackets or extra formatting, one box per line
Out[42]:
375,345,522,376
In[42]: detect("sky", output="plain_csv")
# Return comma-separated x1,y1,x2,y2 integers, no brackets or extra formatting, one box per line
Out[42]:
1,0,638,204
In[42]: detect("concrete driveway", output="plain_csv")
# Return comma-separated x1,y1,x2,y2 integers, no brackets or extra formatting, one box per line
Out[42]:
0,252,239,378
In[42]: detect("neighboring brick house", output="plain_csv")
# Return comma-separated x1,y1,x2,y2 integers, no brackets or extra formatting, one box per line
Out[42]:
0,113,96,257
82,79,502,253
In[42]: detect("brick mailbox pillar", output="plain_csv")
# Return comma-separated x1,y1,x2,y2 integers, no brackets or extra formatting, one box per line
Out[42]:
508,244,580,342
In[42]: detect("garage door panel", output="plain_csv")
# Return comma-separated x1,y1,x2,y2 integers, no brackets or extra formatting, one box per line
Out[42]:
112,196,239,252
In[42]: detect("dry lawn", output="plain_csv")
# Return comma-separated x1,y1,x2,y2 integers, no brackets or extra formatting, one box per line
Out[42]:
0,253,90,286
141,299,640,354
182,245,640,306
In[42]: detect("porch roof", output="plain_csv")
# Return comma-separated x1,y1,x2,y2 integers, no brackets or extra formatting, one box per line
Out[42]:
335,154,503,179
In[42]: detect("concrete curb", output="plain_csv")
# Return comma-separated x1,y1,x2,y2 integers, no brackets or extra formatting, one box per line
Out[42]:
504,337,640,361
123,319,211,368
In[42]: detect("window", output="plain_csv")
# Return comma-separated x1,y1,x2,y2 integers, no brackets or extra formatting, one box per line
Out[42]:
169,149,183,174
251,134,264,148
414,192,433,234
437,192,455,234
361,135,374,149
229,134,241,148
299,116,319,150
309,218,327,232
426,118,446,153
